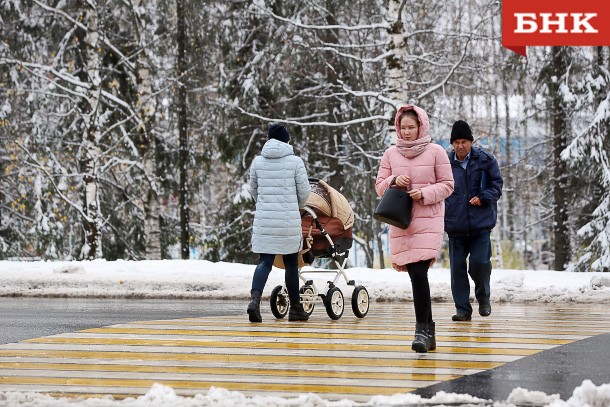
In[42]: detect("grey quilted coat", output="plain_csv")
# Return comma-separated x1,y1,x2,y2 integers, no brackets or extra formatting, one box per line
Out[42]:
249,138,310,254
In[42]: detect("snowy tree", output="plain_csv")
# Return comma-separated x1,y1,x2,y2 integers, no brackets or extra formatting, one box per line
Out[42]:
562,47,610,272
1,0,604,270
132,0,163,260
214,0,390,267
1,0,175,260
1,0,80,259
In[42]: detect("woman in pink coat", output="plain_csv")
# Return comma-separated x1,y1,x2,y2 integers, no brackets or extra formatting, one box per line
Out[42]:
375,104,454,353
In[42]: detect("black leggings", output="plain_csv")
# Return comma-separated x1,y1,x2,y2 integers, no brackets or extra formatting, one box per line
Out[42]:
407,259,433,323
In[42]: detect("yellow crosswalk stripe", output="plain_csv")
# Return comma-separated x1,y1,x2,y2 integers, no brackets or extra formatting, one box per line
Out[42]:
103,320,605,335
142,319,610,334
0,376,415,395
0,362,459,381
0,349,503,369
79,327,573,344
24,336,539,355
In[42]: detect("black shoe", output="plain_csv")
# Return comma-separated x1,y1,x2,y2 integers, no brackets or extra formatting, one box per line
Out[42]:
452,313,472,321
479,303,491,317
247,290,262,323
288,304,309,321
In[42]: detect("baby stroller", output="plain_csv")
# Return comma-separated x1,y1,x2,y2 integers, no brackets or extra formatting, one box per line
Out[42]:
270,178,370,320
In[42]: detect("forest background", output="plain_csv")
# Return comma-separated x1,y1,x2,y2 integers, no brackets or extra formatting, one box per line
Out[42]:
0,0,608,273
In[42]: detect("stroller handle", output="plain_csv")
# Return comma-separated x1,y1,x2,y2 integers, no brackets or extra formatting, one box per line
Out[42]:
301,206,317,219
301,206,324,231
301,206,334,250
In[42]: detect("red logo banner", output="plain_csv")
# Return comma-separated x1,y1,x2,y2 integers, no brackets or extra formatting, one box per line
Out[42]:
502,0,610,56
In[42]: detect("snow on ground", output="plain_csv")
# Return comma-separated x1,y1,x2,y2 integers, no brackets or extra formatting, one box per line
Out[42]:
1,381,610,407
1,259,610,303
1,260,610,406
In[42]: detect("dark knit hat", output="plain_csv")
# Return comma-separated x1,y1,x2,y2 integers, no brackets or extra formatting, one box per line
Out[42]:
268,123,291,143
450,120,473,143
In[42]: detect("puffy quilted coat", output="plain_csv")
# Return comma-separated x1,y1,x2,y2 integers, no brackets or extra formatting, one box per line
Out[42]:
249,138,310,254
444,147,503,237
375,105,454,268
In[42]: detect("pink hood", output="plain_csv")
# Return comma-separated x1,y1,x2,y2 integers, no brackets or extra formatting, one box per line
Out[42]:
394,105,431,141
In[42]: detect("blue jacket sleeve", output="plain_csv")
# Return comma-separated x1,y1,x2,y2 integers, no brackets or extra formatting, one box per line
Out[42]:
480,155,503,205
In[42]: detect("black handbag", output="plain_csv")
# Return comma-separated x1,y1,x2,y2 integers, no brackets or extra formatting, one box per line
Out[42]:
374,181,413,229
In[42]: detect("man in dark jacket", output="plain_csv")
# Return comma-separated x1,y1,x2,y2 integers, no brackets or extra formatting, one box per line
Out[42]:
444,120,503,321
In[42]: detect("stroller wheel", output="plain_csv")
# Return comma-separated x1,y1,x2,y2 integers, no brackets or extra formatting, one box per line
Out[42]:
270,285,289,319
325,287,344,320
351,286,370,318
299,285,316,316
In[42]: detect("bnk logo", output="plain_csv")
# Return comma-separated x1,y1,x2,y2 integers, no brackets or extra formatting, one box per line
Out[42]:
502,0,610,57
514,13,598,34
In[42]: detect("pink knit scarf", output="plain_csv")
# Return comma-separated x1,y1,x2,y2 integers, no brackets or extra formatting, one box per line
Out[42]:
396,136,431,158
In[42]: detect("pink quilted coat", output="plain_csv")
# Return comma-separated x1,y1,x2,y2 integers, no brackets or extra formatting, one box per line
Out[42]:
375,105,454,269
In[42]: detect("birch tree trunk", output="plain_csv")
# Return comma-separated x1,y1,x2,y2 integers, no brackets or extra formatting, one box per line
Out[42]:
322,2,345,192
80,3,104,259
134,0,162,260
376,0,409,269
385,0,408,141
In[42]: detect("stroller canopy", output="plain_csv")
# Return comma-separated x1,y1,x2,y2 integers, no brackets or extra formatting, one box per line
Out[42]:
306,179,354,231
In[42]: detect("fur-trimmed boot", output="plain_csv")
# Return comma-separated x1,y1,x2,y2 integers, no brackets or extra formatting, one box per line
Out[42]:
411,322,433,353
247,290,262,323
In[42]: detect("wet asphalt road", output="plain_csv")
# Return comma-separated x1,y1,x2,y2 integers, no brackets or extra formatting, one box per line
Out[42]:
1,298,609,403
412,332,610,401
0,297,245,344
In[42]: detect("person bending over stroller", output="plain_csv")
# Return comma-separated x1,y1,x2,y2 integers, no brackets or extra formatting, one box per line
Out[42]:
247,123,311,323
375,105,454,353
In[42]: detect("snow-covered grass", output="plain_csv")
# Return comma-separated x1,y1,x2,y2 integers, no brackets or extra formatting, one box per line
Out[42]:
1,259,610,406
1,259,610,303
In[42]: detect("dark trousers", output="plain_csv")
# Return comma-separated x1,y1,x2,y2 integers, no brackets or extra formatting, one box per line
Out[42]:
251,253,300,303
449,231,492,315
407,259,433,324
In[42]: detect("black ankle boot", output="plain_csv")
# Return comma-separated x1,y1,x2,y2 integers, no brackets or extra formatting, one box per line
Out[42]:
288,303,309,321
428,321,436,351
411,322,432,353
247,290,262,323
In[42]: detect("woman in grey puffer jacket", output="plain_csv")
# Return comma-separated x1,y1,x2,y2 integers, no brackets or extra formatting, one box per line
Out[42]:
247,123,311,323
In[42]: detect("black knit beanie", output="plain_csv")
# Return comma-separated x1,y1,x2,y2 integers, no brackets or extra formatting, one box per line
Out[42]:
268,123,291,143
450,120,473,143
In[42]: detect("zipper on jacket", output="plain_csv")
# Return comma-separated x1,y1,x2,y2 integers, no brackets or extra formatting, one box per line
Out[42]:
453,157,472,232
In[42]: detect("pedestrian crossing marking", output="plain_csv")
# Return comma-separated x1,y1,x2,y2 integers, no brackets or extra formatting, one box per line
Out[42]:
76,327,574,344
0,349,504,368
24,337,540,355
134,321,606,336
0,376,414,395
0,302,608,401
0,362,459,381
